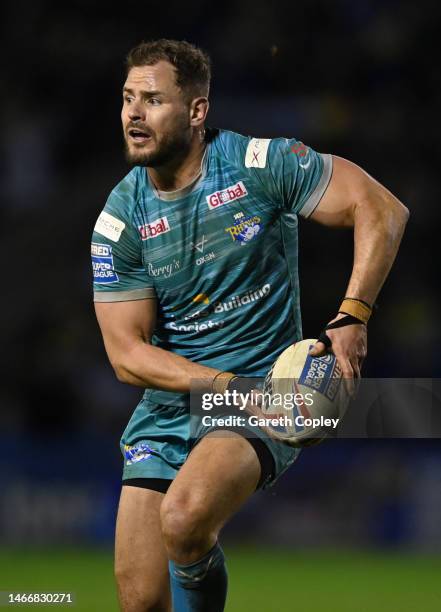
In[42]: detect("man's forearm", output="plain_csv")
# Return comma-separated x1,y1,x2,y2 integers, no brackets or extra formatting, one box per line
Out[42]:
344,183,409,306
110,340,221,392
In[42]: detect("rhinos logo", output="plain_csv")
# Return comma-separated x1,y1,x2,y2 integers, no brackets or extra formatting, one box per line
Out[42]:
225,215,262,245
237,223,261,244
124,443,155,466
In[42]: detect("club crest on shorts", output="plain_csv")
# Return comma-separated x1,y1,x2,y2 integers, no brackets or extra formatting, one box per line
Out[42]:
124,443,155,465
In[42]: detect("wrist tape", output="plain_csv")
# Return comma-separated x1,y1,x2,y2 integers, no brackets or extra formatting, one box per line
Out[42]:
318,314,366,349
212,371,237,395
338,297,372,324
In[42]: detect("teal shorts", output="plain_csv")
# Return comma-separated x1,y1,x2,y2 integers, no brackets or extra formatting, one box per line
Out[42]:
120,398,301,490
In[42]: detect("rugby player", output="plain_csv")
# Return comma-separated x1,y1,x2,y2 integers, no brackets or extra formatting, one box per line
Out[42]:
91,39,409,612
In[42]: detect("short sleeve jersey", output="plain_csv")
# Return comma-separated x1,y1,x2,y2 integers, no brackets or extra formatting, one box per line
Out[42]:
91,129,332,406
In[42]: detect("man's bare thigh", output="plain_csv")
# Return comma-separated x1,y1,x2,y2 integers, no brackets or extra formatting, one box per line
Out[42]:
164,431,261,537
115,486,171,611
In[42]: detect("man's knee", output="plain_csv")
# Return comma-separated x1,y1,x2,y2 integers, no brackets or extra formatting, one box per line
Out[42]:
160,492,215,561
115,558,170,612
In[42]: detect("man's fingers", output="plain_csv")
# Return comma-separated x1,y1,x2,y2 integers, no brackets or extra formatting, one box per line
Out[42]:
343,376,356,398
334,354,356,397
309,341,328,357
358,348,367,372
339,361,354,380
351,357,361,379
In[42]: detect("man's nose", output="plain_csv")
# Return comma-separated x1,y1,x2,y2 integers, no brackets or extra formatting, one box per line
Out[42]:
127,100,145,122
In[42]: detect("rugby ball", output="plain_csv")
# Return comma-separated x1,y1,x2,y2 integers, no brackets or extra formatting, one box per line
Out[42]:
261,339,350,446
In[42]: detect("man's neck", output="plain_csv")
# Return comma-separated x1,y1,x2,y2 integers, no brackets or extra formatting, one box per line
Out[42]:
147,135,206,192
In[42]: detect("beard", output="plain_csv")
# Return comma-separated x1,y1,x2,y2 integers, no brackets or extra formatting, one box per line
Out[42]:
124,121,192,168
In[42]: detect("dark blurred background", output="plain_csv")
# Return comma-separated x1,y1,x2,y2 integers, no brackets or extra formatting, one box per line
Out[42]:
0,1,440,605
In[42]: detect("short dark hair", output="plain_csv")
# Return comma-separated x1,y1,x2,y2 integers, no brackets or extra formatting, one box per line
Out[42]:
126,39,211,102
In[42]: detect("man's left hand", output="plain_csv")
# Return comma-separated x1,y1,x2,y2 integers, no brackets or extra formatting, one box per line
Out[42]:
309,313,367,380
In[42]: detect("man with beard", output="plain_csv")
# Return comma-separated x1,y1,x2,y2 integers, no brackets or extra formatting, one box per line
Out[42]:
91,39,408,612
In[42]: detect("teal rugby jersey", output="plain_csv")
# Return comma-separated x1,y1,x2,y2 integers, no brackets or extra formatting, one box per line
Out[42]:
91,129,332,406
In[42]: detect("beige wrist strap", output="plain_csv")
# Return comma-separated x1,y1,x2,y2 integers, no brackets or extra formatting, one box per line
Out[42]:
338,298,372,324
212,371,237,395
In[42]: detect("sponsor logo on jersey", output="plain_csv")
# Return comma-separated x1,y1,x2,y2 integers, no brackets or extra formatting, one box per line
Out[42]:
190,235,216,265
206,181,248,210
94,211,125,242
193,293,210,305
191,235,207,253
165,319,225,333
139,216,170,240
181,295,211,322
124,443,154,466
290,142,308,157
213,283,271,313
169,294,210,318
225,212,262,244
187,284,271,318
291,142,311,169
196,252,216,265
299,349,342,400
166,284,271,334
245,138,271,168
91,242,119,283
91,243,111,257
147,259,180,278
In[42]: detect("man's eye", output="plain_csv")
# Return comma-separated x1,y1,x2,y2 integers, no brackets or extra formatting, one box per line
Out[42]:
124,96,133,103
148,98,161,106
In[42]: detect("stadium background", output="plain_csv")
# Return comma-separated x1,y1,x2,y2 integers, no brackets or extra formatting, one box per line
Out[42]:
1,1,439,610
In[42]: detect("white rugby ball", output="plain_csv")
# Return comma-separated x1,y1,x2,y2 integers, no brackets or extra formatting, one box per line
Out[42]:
261,339,350,446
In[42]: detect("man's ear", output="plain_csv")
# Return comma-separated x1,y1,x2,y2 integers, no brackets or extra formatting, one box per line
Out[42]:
189,97,209,127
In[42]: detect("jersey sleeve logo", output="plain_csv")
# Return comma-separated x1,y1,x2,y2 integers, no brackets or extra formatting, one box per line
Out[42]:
91,242,119,283
291,142,311,169
245,138,271,168
94,211,126,242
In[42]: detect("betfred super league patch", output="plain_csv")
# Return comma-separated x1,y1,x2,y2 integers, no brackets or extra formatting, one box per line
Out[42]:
91,243,118,284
